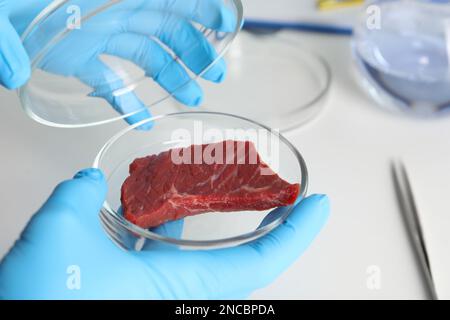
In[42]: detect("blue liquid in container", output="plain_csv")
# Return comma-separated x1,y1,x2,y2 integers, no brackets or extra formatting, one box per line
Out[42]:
352,1,450,116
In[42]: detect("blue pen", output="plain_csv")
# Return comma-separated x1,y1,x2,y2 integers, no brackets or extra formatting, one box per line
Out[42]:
243,19,353,36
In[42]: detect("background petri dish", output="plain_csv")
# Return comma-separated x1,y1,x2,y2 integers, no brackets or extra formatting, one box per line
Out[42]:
18,0,243,128
93,112,308,250
175,31,332,132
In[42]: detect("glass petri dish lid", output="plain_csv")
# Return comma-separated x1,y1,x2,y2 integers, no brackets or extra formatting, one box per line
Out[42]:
17,0,243,128
175,31,332,132
93,112,308,250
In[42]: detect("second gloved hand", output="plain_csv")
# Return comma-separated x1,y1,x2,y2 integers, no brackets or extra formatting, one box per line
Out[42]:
1,0,237,125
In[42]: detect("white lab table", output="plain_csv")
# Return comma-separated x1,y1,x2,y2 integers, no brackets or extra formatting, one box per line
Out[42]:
1,31,449,299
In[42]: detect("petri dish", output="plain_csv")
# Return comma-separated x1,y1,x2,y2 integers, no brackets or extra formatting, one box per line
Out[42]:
93,112,308,250
174,31,332,132
17,0,243,128
14,1,311,251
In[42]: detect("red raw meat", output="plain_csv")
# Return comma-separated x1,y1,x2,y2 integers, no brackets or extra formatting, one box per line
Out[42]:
121,140,300,228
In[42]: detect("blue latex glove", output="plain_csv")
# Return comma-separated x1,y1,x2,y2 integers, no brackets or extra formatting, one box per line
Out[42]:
1,0,236,125
0,168,330,299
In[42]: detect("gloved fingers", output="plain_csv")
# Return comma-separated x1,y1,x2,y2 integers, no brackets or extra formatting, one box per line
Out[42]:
193,195,330,295
103,33,203,106
74,0,237,32
149,219,185,239
134,0,237,32
180,0,238,32
244,194,329,282
257,195,303,229
75,58,153,130
142,219,185,250
126,11,227,83
160,19,227,83
257,207,288,229
0,17,30,89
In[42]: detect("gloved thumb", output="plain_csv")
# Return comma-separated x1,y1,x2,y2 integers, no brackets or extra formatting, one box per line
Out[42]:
38,168,107,220
0,16,30,89
23,168,108,241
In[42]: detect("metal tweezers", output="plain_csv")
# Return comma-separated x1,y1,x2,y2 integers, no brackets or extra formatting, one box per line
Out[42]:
391,160,438,300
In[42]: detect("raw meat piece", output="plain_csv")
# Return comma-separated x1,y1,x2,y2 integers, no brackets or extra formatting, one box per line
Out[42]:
121,140,300,228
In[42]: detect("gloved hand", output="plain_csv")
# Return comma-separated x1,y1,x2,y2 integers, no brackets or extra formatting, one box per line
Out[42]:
0,168,330,299
1,0,236,124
